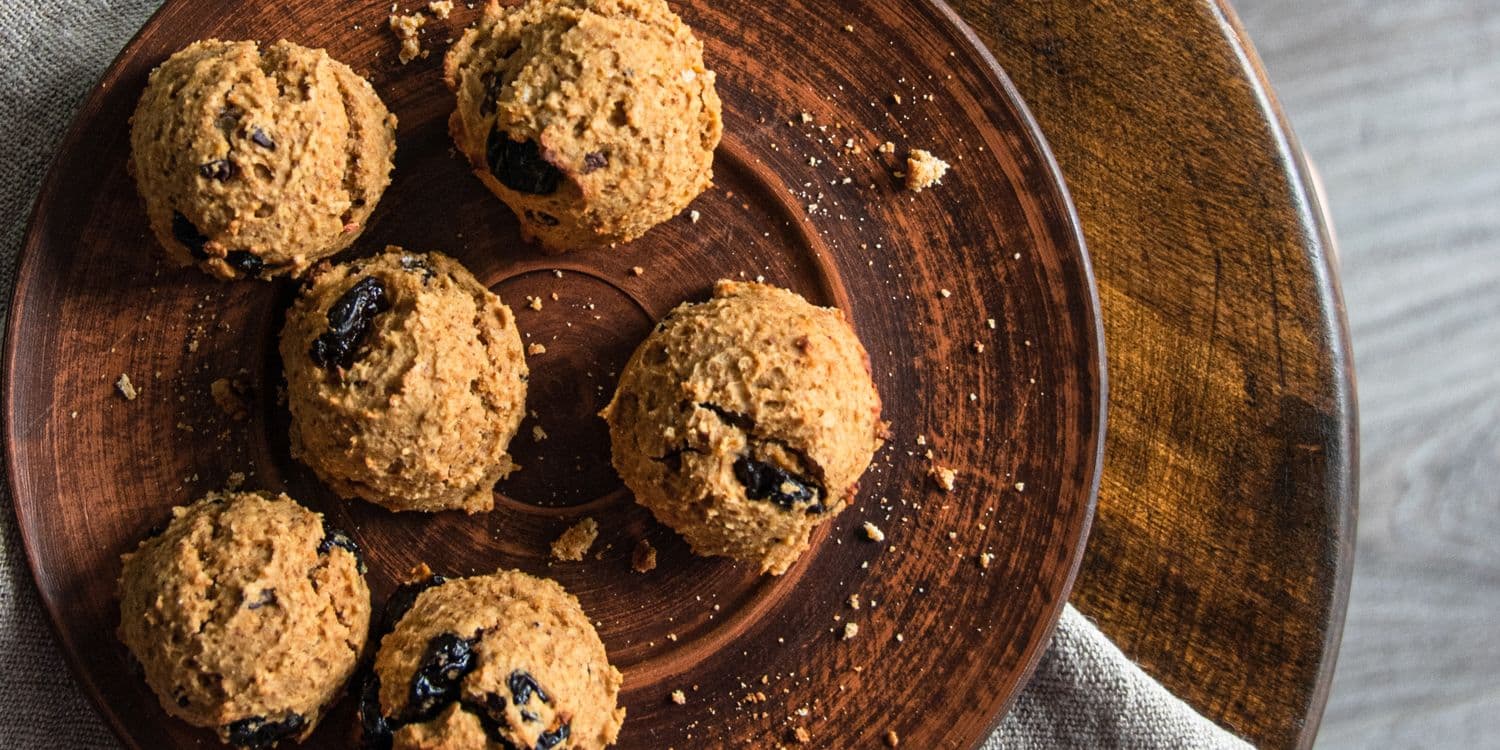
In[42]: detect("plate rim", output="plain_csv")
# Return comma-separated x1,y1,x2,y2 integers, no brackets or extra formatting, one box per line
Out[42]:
1,0,1106,746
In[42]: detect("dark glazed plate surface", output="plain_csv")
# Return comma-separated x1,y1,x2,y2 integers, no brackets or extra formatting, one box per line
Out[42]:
2,0,1102,747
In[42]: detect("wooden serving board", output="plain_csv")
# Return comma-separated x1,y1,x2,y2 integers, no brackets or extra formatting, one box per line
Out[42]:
2,0,1103,747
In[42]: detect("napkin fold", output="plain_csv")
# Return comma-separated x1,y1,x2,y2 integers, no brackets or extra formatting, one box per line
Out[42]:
0,2,1251,747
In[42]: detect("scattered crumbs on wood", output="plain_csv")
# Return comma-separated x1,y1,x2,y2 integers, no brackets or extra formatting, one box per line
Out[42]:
848,594,860,609
972,341,985,353
877,141,896,154
630,265,645,276
210,377,249,420
388,11,427,64
885,729,901,747
794,726,812,743
842,622,859,640
939,288,952,298
116,373,138,401
550,517,598,561
532,425,548,442
986,317,997,329
427,0,452,18
1014,481,1026,492
528,342,547,355
632,538,658,573
862,522,885,542
527,295,544,311
930,464,958,491
670,689,687,705
904,149,951,192
689,209,701,223
978,552,994,569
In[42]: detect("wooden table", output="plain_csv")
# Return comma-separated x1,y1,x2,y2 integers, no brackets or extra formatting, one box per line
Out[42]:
947,1,1357,747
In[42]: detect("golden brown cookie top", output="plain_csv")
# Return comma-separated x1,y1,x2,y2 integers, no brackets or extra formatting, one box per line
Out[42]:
444,0,721,250
603,281,886,574
280,248,529,513
116,490,370,745
130,39,396,279
368,569,624,749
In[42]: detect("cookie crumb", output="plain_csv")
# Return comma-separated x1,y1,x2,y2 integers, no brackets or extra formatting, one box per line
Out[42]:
972,341,985,353
630,265,645,276
885,729,901,747
550,517,599,561
527,342,547,355
632,538,658,573
532,425,548,441
224,471,247,491
986,318,997,329
842,622,859,640
1014,481,1026,492
210,377,249,420
427,0,452,18
862,522,885,542
116,373,138,401
877,141,896,155
794,726,813,743
527,295,544,311
930,465,958,491
848,594,861,609
844,23,855,32
388,11,427,64
978,552,994,569
689,209,701,224
939,288,952,298
670,689,687,705
799,111,814,124
904,149,950,192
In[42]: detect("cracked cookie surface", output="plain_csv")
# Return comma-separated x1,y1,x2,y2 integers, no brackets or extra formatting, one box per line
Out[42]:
116,490,370,746
602,281,886,574
444,0,721,252
130,39,396,279
281,248,528,513
363,569,624,749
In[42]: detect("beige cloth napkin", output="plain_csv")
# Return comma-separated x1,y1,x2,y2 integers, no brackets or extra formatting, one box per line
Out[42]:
0,2,1252,746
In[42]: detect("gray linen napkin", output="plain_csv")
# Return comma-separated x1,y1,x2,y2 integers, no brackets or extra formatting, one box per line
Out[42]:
0,2,1252,747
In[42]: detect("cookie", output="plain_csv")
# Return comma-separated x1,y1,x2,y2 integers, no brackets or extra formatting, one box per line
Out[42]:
602,281,887,574
130,39,397,280
281,248,528,513
361,569,624,749
117,490,370,747
444,0,722,252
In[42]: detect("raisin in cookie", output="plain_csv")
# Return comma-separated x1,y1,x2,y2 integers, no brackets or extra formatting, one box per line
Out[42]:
117,490,370,747
281,248,528,513
130,39,396,280
444,0,721,252
361,569,624,749
601,281,887,575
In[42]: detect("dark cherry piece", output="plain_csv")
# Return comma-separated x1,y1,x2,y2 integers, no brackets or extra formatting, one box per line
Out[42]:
225,250,263,276
485,130,561,195
170,211,210,259
224,714,305,750
733,456,824,513
309,276,388,371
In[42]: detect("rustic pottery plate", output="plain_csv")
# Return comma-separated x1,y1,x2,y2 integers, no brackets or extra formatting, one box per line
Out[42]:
3,0,1103,747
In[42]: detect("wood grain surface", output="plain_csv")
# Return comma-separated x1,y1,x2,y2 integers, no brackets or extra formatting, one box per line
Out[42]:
1234,1,1500,747
949,1,1357,747
2,1,1103,748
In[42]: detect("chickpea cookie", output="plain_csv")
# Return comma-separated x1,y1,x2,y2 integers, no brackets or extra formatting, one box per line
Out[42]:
117,490,370,747
360,569,624,749
281,248,528,513
602,281,887,574
129,39,397,280
444,0,722,252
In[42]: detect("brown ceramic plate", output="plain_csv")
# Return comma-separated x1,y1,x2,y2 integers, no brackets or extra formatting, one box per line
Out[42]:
3,0,1102,747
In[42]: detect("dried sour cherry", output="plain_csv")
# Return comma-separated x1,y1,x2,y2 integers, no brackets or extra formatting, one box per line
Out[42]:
486,130,561,195
171,211,210,259
309,276,389,371
224,713,305,749
226,250,264,276
378,573,447,636
402,633,479,723
733,456,824,513
317,526,365,572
